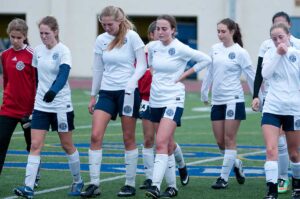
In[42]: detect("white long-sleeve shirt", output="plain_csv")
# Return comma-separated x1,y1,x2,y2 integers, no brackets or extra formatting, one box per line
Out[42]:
201,43,255,105
262,47,300,115
148,39,211,108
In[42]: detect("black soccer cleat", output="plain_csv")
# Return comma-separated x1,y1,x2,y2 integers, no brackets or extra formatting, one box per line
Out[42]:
139,179,152,190
145,185,160,199
178,165,189,186
160,187,178,198
234,159,246,184
211,177,228,189
80,184,101,198
117,185,136,197
292,177,300,199
264,182,278,199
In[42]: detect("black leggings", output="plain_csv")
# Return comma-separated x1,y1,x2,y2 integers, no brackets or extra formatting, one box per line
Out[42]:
0,115,31,174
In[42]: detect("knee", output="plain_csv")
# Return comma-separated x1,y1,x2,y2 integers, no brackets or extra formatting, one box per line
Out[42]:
266,148,278,160
289,150,300,162
30,140,42,154
144,138,154,148
61,143,75,154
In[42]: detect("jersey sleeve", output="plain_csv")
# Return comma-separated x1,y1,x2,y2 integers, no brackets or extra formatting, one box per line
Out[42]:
60,46,72,67
94,35,103,55
129,30,145,51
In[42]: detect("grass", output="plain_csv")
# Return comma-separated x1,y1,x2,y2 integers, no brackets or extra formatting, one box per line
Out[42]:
0,89,292,199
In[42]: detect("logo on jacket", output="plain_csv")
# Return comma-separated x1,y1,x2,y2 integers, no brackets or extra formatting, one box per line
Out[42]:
16,61,25,71
168,48,175,56
289,54,297,63
228,52,236,59
52,53,59,60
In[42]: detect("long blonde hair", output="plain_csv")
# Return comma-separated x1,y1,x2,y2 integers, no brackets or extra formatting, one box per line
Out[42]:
99,6,134,50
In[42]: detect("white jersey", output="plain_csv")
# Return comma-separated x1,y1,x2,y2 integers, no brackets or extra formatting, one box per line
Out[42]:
94,30,145,91
258,35,300,97
262,47,300,115
32,42,73,113
202,43,254,105
148,39,211,108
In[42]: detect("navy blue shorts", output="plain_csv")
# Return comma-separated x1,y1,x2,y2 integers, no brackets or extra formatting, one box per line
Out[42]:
139,100,151,120
211,102,246,121
31,109,75,132
150,106,184,126
94,89,141,120
261,112,300,131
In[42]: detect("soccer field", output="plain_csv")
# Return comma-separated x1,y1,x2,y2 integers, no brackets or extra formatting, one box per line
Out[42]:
0,89,292,199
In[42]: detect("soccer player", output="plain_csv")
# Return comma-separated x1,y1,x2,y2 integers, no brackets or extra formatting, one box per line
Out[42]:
80,6,147,198
13,16,83,198
261,23,300,199
0,18,41,186
145,15,211,199
252,11,300,194
139,21,190,196
201,18,254,189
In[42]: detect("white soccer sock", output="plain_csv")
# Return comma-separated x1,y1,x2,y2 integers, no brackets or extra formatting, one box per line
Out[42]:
142,146,154,180
291,161,300,179
125,148,138,187
174,143,185,169
67,149,82,183
164,154,177,189
220,149,237,181
25,155,41,189
152,154,168,190
265,161,278,184
278,135,289,180
89,149,102,186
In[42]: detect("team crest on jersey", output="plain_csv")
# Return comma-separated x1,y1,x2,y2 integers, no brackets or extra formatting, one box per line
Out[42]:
227,109,234,117
16,61,25,71
289,54,297,63
295,119,300,128
123,105,132,114
59,122,67,131
52,53,59,60
166,108,174,116
168,48,176,56
228,52,236,59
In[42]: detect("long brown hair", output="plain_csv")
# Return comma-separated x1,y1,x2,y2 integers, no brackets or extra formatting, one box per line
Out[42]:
218,18,243,47
99,6,134,50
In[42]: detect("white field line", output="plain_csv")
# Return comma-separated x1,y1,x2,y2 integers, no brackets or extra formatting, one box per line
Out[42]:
4,149,265,199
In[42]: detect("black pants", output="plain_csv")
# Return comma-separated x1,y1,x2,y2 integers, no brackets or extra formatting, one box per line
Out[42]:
0,115,31,174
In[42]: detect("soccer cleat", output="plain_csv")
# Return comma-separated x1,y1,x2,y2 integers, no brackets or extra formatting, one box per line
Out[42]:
277,178,289,193
145,185,160,199
117,185,136,197
178,165,189,186
13,186,34,199
139,179,152,190
211,177,228,189
292,177,300,199
292,190,300,199
68,181,84,196
233,159,246,184
160,187,178,198
264,182,278,199
80,184,101,198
